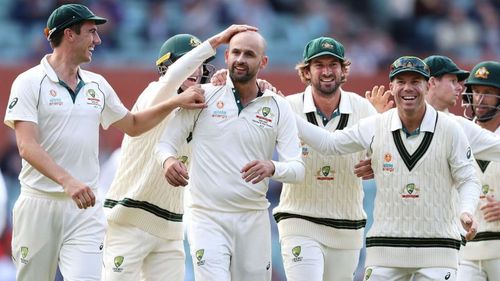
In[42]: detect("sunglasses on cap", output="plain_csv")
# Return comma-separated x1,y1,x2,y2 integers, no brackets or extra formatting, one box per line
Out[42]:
389,56,430,80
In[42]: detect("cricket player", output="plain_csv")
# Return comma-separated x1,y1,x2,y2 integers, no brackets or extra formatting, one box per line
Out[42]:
4,4,206,281
272,37,377,281
295,56,480,281
102,25,256,281
458,61,500,281
156,30,305,281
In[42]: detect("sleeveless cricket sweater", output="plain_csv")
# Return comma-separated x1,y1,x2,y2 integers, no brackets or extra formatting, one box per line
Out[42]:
273,89,376,249
460,127,500,261
367,110,462,269
104,82,191,241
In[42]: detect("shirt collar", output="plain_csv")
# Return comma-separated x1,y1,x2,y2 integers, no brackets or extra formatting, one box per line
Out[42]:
390,103,438,133
302,86,353,115
226,72,277,98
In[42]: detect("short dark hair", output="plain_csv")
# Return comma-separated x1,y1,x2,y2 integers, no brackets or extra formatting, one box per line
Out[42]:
49,22,84,48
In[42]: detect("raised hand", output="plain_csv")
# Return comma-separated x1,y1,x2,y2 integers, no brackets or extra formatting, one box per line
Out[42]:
209,24,258,48
175,84,207,109
210,69,228,86
365,85,394,113
241,160,275,184
257,79,284,96
163,157,189,187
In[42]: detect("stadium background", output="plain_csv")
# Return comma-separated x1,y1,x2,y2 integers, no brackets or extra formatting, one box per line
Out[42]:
0,0,499,280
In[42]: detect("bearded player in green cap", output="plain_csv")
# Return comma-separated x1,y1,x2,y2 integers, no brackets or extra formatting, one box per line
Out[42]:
3,3,219,280
458,61,500,281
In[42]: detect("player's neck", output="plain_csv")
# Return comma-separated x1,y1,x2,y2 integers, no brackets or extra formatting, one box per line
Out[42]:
312,90,340,118
48,51,79,86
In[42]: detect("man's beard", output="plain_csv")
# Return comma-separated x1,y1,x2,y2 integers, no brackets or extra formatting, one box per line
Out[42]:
229,63,256,83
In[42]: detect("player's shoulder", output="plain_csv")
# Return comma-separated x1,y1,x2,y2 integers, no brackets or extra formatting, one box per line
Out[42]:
14,64,45,83
285,92,305,104
201,83,226,100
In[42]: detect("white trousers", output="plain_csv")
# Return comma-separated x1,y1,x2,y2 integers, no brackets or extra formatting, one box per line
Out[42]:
102,221,185,281
11,187,105,281
188,208,272,281
363,266,457,281
280,235,359,281
457,259,500,281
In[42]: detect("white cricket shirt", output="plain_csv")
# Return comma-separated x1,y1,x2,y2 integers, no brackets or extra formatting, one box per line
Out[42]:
4,55,128,192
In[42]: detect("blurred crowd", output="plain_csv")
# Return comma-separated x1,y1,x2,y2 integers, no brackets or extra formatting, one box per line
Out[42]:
0,0,498,74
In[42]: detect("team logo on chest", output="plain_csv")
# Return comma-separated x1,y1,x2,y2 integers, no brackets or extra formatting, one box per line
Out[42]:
316,165,335,181
400,183,420,198
211,100,227,119
178,155,189,166
382,153,394,172
480,184,493,199
252,106,275,128
86,89,102,107
48,89,63,106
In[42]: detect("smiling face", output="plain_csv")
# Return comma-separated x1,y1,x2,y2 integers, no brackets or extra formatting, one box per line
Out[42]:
305,55,344,97
390,72,428,117
180,65,203,92
71,20,101,64
225,31,268,84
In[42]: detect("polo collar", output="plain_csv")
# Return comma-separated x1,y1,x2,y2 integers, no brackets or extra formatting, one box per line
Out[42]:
302,86,353,115
390,103,437,133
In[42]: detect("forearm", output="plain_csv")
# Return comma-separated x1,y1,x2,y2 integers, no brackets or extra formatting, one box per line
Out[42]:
271,159,305,183
18,139,74,186
457,178,481,215
120,98,179,137
296,115,366,155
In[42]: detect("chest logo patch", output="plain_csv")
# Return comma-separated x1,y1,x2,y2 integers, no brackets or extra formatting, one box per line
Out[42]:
382,153,394,172
47,89,63,106
212,100,227,119
253,106,274,128
86,89,101,107
480,184,494,199
401,183,420,198
316,165,335,181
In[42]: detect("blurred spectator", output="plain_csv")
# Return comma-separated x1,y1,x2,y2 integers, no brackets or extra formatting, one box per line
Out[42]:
90,0,124,50
435,4,482,61
9,0,56,28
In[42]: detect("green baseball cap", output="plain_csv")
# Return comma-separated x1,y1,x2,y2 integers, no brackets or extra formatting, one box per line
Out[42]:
303,37,345,63
389,56,430,81
156,34,204,66
465,61,500,90
46,4,107,40
424,55,469,81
